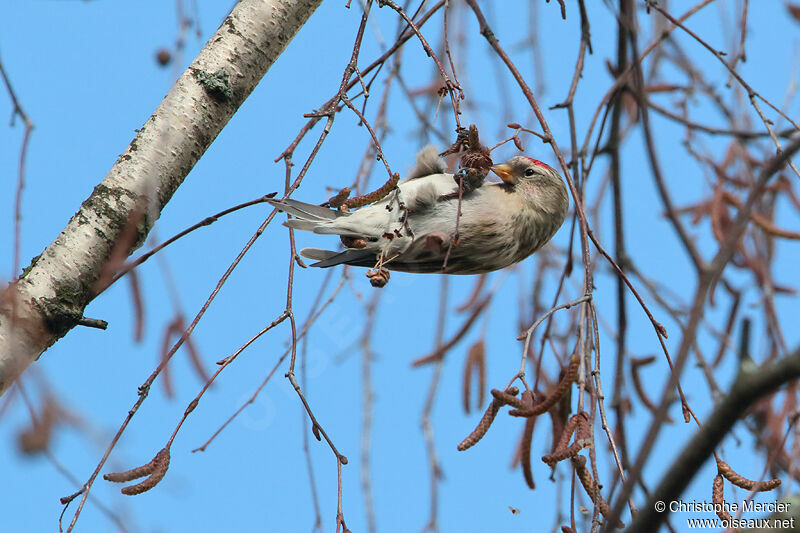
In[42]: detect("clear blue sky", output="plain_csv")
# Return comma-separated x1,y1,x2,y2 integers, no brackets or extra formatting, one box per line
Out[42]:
1,1,799,532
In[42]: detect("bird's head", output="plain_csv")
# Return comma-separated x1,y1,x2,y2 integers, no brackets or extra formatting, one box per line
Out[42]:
491,156,569,219
490,156,561,187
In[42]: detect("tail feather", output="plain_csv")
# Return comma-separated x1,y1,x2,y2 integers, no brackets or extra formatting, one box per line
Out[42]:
311,225,363,237
267,198,345,221
284,219,320,231
299,248,338,261
300,248,375,268
406,145,445,180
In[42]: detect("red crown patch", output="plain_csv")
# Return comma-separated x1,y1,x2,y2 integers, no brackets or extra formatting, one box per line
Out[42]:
523,157,553,171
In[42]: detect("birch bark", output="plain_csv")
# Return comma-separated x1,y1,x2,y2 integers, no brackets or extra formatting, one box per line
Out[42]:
0,0,322,397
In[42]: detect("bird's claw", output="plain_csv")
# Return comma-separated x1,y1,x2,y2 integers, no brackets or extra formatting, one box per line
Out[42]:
453,166,486,195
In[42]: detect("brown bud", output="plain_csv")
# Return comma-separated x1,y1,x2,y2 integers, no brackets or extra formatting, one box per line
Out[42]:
325,187,351,208
458,386,518,451
155,48,171,67
712,474,732,521
366,268,390,288
462,340,486,414
106,448,171,496
340,236,367,249
572,455,620,526
716,458,781,492
520,391,536,489
344,173,399,209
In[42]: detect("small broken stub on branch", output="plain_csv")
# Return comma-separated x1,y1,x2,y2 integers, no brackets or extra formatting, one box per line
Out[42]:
439,124,493,198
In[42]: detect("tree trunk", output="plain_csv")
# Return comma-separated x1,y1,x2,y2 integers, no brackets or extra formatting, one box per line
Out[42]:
0,0,322,397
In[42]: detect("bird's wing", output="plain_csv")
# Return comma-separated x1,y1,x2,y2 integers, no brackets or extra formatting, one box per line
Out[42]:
267,198,345,221
298,247,464,272
383,183,517,273
298,183,514,273
300,248,375,268
318,172,458,239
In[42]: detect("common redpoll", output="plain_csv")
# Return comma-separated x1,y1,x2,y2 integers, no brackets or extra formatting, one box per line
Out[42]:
268,146,569,274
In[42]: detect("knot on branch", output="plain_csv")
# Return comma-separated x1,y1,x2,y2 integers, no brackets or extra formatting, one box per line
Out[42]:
34,278,91,337
195,68,232,100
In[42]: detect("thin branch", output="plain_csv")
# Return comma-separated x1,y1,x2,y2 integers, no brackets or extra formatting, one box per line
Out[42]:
626,345,800,533
0,53,34,295
110,194,278,286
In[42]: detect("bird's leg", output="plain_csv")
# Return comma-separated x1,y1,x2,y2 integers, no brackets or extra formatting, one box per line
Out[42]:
441,175,465,270
458,167,486,194
453,174,464,245
437,166,487,204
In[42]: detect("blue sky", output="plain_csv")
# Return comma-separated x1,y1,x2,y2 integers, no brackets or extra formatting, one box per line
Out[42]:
2,1,800,532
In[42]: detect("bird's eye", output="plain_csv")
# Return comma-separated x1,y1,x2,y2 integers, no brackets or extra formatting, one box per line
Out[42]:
524,168,536,177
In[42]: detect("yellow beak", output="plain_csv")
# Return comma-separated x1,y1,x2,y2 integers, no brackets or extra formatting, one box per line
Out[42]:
490,163,516,184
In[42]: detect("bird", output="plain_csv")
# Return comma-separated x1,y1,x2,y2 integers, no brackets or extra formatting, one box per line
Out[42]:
267,146,569,275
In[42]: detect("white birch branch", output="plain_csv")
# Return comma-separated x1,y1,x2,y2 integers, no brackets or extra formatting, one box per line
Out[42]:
0,0,322,397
